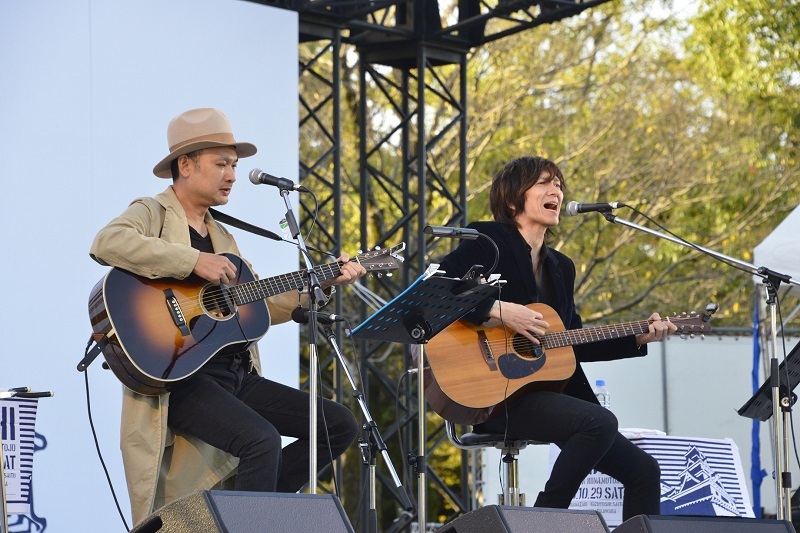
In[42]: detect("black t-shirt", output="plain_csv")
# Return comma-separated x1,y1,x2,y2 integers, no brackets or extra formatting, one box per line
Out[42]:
189,226,214,254
187,225,248,373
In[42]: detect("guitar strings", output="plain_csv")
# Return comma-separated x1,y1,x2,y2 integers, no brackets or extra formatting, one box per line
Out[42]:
482,315,704,352
153,250,400,313
160,264,343,310
157,257,377,311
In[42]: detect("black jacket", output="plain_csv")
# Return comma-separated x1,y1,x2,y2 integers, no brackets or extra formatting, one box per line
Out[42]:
435,220,645,405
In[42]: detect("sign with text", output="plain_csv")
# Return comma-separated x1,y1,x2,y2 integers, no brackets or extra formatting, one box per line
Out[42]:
2,398,39,515
549,430,754,528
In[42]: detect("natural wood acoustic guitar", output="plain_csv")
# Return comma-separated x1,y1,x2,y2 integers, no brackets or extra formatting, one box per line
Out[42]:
423,302,715,424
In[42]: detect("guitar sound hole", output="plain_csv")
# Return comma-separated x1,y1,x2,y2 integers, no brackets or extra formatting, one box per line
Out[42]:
200,286,235,320
512,333,544,360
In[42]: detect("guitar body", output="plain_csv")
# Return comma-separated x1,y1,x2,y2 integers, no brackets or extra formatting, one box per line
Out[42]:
425,303,576,425
88,253,270,395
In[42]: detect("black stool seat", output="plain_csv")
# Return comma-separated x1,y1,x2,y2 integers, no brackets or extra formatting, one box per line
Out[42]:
458,432,536,450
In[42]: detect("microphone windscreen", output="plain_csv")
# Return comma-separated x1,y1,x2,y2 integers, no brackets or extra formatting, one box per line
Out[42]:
249,168,263,184
291,307,309,324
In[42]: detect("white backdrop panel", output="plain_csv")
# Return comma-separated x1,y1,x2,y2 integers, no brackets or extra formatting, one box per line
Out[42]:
0,1,298,529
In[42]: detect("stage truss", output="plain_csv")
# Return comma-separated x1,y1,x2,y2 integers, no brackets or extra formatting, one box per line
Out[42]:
246,1,612,529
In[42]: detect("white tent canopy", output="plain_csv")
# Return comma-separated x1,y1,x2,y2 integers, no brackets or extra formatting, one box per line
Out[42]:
753,204,800,294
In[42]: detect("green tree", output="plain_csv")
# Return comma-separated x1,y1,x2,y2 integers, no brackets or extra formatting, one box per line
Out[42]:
298,0,800,527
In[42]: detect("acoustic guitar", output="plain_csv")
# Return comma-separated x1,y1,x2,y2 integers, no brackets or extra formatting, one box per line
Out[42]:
88,244,404,395
423,302,715,424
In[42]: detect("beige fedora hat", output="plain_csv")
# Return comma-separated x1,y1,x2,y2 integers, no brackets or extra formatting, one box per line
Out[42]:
153,108,257,178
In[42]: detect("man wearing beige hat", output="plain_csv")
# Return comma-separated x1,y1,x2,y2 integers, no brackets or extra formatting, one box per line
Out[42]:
90,108,365,526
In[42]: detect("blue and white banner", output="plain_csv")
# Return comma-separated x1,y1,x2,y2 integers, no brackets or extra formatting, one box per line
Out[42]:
2,398,39,515
550,430,754,528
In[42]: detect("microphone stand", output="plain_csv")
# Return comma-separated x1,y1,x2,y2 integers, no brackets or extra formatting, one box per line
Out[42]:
278,188,327,494
599,211,800,520
320,324,414,533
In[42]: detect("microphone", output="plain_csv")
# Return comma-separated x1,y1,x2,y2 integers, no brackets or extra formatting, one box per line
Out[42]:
291,307,346,325
423,225,480,240
564,201,625,216
15,391,55,399
249,168,309,192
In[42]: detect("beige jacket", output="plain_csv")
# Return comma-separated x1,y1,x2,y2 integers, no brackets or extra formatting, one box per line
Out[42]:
90,186,302,526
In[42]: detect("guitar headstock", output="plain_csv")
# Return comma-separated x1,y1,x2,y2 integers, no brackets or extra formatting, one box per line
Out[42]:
355,243,406,277
669,302,718,339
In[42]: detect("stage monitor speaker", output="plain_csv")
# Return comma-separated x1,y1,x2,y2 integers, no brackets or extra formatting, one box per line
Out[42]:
438,505,610,532
614,514,796,533
129,490,355,533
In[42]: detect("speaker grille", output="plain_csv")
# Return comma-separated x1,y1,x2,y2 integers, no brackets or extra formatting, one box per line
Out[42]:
131,491,355,533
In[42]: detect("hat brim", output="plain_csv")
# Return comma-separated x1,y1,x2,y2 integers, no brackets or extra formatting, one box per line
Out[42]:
153,141,258,178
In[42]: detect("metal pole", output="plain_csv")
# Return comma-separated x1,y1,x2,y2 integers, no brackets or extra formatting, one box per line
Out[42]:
417,344,427,531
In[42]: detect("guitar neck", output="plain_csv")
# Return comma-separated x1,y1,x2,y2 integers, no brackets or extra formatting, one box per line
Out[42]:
544,320,651,349
229,262,343,305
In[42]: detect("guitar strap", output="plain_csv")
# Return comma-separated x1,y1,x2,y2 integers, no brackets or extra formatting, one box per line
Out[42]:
208,208,335,306
208,208,283,242
76,334,109,372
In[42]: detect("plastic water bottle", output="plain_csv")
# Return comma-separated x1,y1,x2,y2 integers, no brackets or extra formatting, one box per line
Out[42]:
595,379,611,409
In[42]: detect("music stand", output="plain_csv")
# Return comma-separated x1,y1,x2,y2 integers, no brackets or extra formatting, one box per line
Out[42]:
739,340,800,513
350,264,499,531
739,341,800,422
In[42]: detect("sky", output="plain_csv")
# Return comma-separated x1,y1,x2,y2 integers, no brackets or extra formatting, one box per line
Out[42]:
0,0,300,530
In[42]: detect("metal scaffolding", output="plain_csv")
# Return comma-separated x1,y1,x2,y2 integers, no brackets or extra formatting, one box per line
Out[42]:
245,1,611,529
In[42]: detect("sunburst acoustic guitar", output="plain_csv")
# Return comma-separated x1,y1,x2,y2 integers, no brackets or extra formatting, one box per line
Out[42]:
88,244,405,395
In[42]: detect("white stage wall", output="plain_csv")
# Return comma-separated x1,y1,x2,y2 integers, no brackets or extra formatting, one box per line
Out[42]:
0,0,298,529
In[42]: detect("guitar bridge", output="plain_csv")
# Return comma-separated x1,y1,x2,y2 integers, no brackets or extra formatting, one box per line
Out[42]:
164,289,191,336
477,330,498,371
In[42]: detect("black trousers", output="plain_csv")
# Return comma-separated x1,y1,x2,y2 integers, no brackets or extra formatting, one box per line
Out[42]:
475,390,661,520
168,353,359,493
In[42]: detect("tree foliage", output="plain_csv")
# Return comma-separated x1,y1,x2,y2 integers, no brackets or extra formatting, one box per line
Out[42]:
430,0,800,327
298,0,800,526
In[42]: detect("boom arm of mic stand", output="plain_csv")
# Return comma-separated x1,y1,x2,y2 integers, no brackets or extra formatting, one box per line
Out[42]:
601,213,800,285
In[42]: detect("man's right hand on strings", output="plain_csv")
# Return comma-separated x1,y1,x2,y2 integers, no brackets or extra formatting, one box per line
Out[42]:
194,252,238,285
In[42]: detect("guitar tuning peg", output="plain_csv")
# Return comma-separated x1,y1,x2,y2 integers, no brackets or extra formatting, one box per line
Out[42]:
375,273,383,278
386,272,393,277
357,249,363,254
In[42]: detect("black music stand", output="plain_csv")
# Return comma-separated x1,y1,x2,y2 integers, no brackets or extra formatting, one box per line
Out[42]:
739,341,800,422
739,340,800,514
350,265,499,530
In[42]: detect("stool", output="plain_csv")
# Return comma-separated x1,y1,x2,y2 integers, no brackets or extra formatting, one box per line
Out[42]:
445,420,542,506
